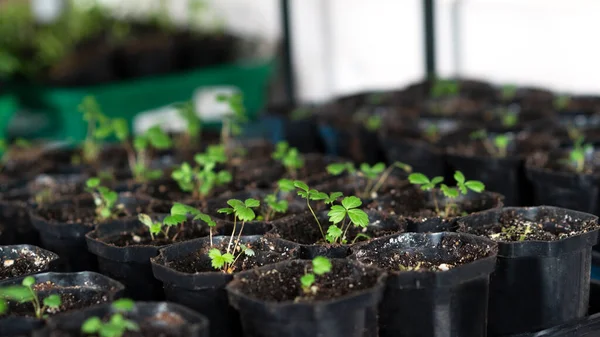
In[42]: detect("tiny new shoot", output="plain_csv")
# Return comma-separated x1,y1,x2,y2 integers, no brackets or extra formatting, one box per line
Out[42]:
0,276,62,318
86,178,120,221
501,84,517,102
326,161,412,198
424,124,440,143
138,203,214,242
570,136,593,173
172,145,232,200
217,93,249,159
212,199,260,273
326,196,369,244
300,256,332,295
470,129,511,158
262,179,295,222
78,96,116,164
174,100,202,148
501,110,518,128
129,125,172,182
81,298,139,337
293,181,341,240
272,141,304,179
364,115,382,132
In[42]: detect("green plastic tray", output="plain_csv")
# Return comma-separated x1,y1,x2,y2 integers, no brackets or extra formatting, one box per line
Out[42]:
0,93,17,140
12,60,274,141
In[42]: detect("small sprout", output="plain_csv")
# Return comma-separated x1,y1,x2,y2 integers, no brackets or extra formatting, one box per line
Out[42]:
431,79,459,99
218,93,249,159
470,129,511,158
364,115,382,132
327,161,411,198
326,196,369,244
174,100,202,147
81,298,139,337
554,95,571,111
212,199,260,273
501,110,518,128
570,136,593,173
494,135,509,158
424,124,440,143
454,171,485,194
300,256,332,294
0,275,62,318
172,146,232,200
129,125,172,183
139,203,213,242
501,84,517,102
272,141,304,179
294,181,329,240
79,96,112,164
86,178,120,221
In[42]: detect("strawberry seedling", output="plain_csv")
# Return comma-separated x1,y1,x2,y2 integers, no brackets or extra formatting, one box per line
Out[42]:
81,298,139,337
569,136,593,173
272,141,304,179
138,203,214,242
300,256,332,295
327,161,412,198
85,178,121,221
0,276,62,318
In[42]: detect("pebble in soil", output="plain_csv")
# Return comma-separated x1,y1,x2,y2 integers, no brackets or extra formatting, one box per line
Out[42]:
458,210,599,242
166,237,298,274
233,260,380,303
353,235,494,272
0,248,54,280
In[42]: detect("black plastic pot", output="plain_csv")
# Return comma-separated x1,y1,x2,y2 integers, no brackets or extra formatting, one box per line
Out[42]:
526,151,600,215
0,244,59,281
29,193,154,272
0,271,124,330
151,235,300,337
318,123,386,164
0,317,45,337
269,210,408,259
35,301,209,337
85,215,212,301
0,197,38,246
456,206,600,335
226,258,387,337
349,232,498,337
116,33,176,79
380,136,448,178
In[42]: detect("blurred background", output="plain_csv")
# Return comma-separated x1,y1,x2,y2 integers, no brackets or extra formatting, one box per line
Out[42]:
1,0,600,141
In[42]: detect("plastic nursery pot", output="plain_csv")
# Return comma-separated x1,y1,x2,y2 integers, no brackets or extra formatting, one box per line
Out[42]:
0,271,125,330
268,210,408,259
525,150,600,215
455,206,600,335
348,232,498,337
36,301,209,337
379,135,448,179
399,188,505,233
0,244,59,281
85,214,213,301
0,317,45,337
226,258,387,337
151,235,300,337
29,193,156,272
317,123,386,165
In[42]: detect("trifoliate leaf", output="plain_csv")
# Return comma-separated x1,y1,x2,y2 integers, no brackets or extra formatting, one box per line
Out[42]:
341,196,362,210
43,294,61,308
209,249,235,269
327,205,347,224
235,206,256,222
348,209,369,228
312,256,332,275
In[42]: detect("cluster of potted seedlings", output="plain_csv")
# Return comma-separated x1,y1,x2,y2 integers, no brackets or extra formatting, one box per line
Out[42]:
0,83,599,337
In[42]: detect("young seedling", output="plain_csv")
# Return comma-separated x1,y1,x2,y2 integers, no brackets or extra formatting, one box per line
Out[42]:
212,199,260,273
78,96,114,164
326,196,369,244
85,178,120,221
424,124,440,143
81,298,139,337
408,173,444,213
174,100,202,148
172,146,232,200
327,161,412,198
501,110,518,128
261,179,296,221
554,94,571,111
130,125,172,182
364,115,382,132
217,93,249,159
470,129,511,158
138,203,214,242
0,276,62,318
431,79,459,99
501,84,517,102
272,141,304,179
293,181,342,240
570,136,593,173
300,256,332,295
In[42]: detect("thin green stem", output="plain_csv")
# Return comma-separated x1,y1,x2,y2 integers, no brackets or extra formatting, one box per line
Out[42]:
341,219,350,244
306,198,325,240
371,165,397,195
226,217,237,255
27,286,41,318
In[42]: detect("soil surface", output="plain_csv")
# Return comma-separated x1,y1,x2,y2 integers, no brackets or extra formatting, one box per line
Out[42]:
446,131,557,159
0,248,54,280
458,209,599,242
5,282,113,318
167,237,298,274
353,235,494,272
135,178,230,204
527,150,600,175
232,260,380,302
99,221,210,247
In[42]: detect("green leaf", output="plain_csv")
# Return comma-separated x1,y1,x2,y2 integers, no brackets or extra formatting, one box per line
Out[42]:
227,199,245,209
245,198,260,208
464,181,485,193
326,225,342,243
100,208,112,220
133,136,148,152
111,298,135,312
0,285,34,303
86,178,100,188
22,276,35,287
341,196,362,210
218,208,234,215
293,181,309,192
243,247,255,257
146,126,172,149
193,213,216,227
300,273,315,288
328,205,347,224
278,179,295,192
408,173,430,185
454,171,465,184
149,223,162,235
431,176,444,185
441,184,459,198
235,206,256,222
309,191,328,201
271,200,288,213
104,191,118,208
171,203,195,216
138,214,154,228
347,209,369,227
0,299,6,315
208,249,235,270
112,118,129,141
312,256,332,275
372,162,386,173
164,215,186,226
217,171,232,184
43,294,61,308
81,317,102,333
324,192,343,205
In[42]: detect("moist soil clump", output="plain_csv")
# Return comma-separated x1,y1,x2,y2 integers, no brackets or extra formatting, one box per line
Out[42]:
167,237,298,274
0,249,54,280
458,210,600,242
233,260,380,302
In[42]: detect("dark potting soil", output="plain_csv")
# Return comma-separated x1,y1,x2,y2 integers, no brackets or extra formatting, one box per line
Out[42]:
135,179,228,204
46,312,190,337
527,150,600,175
100,221,210,247
458,209,600,242
354,235,491,272
234,260,380,302
167,237,298,274
0,249,54,280
446,131,557,159
6,282,112,318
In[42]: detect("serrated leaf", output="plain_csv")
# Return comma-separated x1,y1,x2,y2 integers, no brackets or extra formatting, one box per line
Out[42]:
300,273,315,288
227,199,245,209
194,213,216,227
328,205,347,224
245,198,260,208
312,256,332,275
236,207,256,222
464,181,485,193
244,248,255,257
218,208,234,215
0,285,33,303
278,179,295,192
164,215,186,226
293,181,309,192
454,171,465,184
112,298,135,312
43,294,61,308
342,196,362,209
408,173,430,185
348,209,369,227
326,225,342,243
